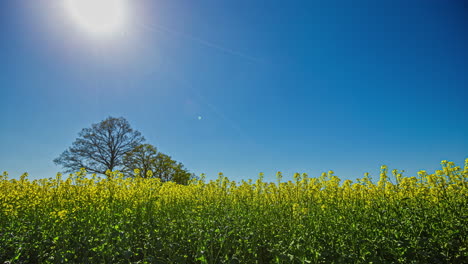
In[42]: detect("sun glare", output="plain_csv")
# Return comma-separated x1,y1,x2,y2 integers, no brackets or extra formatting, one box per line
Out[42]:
64,0,128,36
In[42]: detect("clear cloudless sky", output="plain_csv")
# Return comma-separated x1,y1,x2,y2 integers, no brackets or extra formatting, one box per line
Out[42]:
1,0,467,181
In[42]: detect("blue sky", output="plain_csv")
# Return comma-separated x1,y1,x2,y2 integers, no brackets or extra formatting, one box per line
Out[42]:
1,0,467,182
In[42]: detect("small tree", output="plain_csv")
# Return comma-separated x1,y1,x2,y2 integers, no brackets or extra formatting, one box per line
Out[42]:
121,144,158,178
123,144,194,184
54,117,145,174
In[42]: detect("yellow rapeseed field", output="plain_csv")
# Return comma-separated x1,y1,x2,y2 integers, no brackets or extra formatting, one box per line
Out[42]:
1,159,467,263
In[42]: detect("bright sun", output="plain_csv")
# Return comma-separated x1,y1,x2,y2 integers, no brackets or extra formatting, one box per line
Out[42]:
65,0,128,36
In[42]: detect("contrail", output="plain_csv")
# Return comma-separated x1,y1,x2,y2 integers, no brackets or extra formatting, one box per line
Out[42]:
136,20,265,64
130,2,263,146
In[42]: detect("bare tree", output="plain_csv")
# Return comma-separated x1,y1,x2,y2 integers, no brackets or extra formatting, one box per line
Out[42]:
54,117,145,174
122,144,158,178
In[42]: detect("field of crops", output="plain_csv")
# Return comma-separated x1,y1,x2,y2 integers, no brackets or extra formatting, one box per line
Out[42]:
1,160,467,263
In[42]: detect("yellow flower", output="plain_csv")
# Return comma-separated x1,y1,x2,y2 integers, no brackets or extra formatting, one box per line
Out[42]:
56,210,68,220
146,170,153,178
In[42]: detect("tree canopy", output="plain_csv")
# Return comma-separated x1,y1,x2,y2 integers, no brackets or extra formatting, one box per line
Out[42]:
54,117,145,174
54,117,194,184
